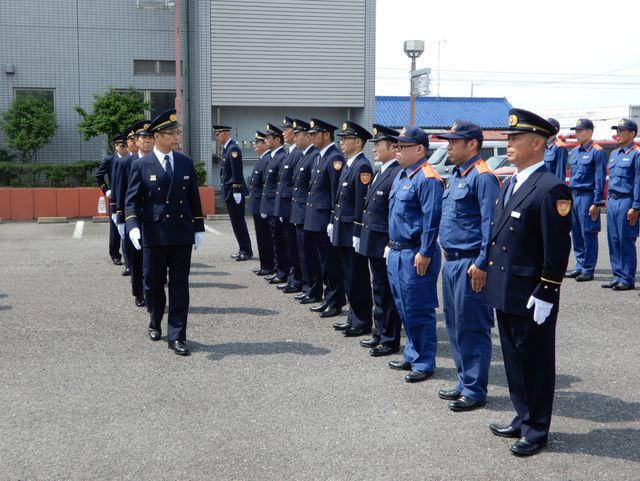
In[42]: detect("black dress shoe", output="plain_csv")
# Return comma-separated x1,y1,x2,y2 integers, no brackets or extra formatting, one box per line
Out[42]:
344,327,371,337
310,302,328,312
294,292,308,300
300,296,322,305
276,283,288,290
319,306,342,318
264,273,278,281
122,268,131,276
255,268,276,276
405,370,433,383
168,340,190,356
283,285,302,294
268,276,286,284
388,360,412,371
575,273,594,282
230,253,239,259
359,337,380,348
148,329,161,341
449,395,486,412
370,345,399,357
601,280,619,288
565,270,581,278
510,437,546,456
438,388,462,400
612,283,635,291
489,423,521,438
333,322,351,330
112,258,123,265
135,297,146,307
235,254,253,262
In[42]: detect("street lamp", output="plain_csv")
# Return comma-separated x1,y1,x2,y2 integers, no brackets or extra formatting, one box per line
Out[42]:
404,40,425,127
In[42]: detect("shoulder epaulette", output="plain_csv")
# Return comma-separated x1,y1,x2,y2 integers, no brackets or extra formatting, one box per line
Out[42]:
633,145,640,153
474,160,502,187
593,143,603,151
420,163,443,183
554,139,566,147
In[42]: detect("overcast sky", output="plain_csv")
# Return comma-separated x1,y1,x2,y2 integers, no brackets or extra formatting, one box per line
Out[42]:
376,0,640,114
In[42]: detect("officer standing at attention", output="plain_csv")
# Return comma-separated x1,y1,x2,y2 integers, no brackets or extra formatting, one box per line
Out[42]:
304,118,346,318
248,131,276,276
356,124,403,357
602,119,640,291
214,125,253,261
125,109,205,356
566,118,606,282
437,120,501,411
485,108,572,456
330,121,374,337
543,118,568,180
386,127,444,383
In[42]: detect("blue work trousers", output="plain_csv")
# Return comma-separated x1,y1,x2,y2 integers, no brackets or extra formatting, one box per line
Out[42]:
570,191,600,275
606,196,639,286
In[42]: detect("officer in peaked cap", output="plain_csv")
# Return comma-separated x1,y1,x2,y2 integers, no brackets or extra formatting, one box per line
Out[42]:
356,124,403,357
602,118,640,291
125,108,205,356
214,124,253,261
329,120,374,337
304,118,346,318
543,118,568,180
566,117,607,282
485,108,572,456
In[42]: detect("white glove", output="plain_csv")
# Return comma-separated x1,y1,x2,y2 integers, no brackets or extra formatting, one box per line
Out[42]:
260,213,267,219
326,223,334,239
233,193,242,205
129,227,142,250
105,189,111,199
279,217,283,222
117,223,125,239
111,213,118,225
526,295,553,325
383,246,391,265
194,231,204,250
352,236,360,251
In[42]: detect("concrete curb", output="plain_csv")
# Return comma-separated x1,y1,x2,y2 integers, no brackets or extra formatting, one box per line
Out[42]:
92,216,110,223
37,217,68,224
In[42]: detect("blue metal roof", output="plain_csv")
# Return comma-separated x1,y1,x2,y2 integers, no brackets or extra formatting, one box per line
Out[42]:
375,96,513,129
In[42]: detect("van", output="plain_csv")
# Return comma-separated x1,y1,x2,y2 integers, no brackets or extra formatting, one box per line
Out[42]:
427,140,508,183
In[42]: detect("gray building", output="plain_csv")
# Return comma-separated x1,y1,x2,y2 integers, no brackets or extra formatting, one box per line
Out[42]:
0,0,376,188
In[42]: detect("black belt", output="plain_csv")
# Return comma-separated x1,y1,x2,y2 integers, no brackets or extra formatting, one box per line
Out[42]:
443,249,480,261
387,240,420,250
571,189,592,196
609,192,632,200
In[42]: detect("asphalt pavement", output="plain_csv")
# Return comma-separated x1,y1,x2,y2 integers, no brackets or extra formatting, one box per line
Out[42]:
0,217,638,481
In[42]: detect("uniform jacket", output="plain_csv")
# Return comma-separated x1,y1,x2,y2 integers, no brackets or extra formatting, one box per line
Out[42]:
115,153,139,224
303,143,345,232
124,151,204,247
249,150,271,216
290,145,319,225
544,138,568,181
356,160,402,258
485,165,572,315
96,153,117,213
607,143,640,209
260,146,286,216
274,146,303,219
568,140,607,204
220,139,249,201
330,152,373,247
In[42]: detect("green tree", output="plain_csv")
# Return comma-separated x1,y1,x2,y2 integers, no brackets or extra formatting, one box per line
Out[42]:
75,87,150,151
1,94,57,163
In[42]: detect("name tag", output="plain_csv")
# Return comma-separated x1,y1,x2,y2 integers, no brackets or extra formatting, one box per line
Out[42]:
150,175,156,181
300,167,305,171
183,175,189,180
510,211,521,219
255,171,258,174
376,191,384,195
269,169,273,173
284,165,290,169
403,185,411,190
342,182,348,186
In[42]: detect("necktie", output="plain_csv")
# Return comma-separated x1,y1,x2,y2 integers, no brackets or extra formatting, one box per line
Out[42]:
164,155,173,179
503,175,517,206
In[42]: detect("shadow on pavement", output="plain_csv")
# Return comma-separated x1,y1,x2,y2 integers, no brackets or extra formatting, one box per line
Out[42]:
0,305,12,311
190,282,247,290
550,428,640,462
190,340,331,361
190,271,231,277
190,306,278,316
191,263,216,269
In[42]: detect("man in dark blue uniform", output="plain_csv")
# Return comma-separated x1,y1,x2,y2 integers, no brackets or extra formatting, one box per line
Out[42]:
544,118,568,181
125,109,205,356
387,127,444,383
330,121,374,336
304,118,346,318
437,120,501,411
248,131,275,276
566,118,606,282
485,108,572,456
356,124,403,356
96,134,127,265
214,125,253,261
602,118,640,291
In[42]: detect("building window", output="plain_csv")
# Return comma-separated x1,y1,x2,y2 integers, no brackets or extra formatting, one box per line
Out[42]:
14,88,55,109
134,59,182,76
149,91,175,119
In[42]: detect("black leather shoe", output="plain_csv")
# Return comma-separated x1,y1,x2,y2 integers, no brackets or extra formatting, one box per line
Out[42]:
255,268,276,276
319,306,342,318
601,280,619,288
449,395,486,412
489,423,521,438
405,370,433,383
148,329,161,341
294,292,308,300
300,296,322,305
230,253,239,259
576,273,594,282
122,268,131,276
135,297,146,307
168,340,190,356
370,345,399,357
310,302,328,312
283,285,302,294
333,322,351,331
438,388,462,400
276,283,288,290
268,276,286,284
612,283,635,291
235,254,253,262
565,270,581,278
510,437,546,456
388,360,412,371
112,258,123,265
264,273,279,281
359,338,380,348
344,327,371,337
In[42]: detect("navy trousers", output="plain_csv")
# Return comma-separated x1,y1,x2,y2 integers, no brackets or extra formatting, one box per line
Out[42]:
283,220,302,288
307,230,345,308
267,216,290,279
369,256,401,348
108,220,122,260
226,198,253,256
253,214,275,271
338,246,372,330
297,224,322,298
123,232,144,299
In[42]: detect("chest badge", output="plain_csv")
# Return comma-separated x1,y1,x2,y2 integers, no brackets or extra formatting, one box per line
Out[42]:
556,199,572,217
360,172,372,185
150,174,157,181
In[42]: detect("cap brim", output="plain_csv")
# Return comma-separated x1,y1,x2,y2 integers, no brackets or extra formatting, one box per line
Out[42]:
436,133,468,140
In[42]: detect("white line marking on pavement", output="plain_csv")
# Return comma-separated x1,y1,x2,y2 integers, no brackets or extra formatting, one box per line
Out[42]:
204,225,222,236
72,220,85,239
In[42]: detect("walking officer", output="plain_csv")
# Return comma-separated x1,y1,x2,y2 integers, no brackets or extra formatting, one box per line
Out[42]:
125,108,205,356
436,120,501,411
214,125,253,261
544,118,568,181
602,118,640,291
356,124,403,356
386,127,444,383
566,118,606,282
485,108,572,456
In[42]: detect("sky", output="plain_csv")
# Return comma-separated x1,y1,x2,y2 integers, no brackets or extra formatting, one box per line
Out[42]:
375,0,640,116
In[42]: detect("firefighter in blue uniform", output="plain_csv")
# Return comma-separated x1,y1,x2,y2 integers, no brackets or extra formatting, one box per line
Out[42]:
290,120,323,305
602,118,640,291
304,118,346,318
249,131,275,276
330,121,374,336
437,120,501,411
566,118,606,282
543,118,568,180
274,116,304,293
485,108,572,456
214,125,253,261
125,109,205,356
356,124,403,356
387,127,444,383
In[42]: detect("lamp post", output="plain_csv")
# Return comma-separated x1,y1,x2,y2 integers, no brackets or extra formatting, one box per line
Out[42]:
404,40,425,127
